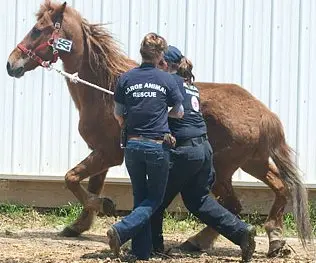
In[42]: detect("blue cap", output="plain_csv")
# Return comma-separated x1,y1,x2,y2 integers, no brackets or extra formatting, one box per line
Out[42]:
164,45,183,63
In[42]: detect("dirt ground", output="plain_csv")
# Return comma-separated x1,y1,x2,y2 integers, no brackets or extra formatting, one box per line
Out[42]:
0,218,315,263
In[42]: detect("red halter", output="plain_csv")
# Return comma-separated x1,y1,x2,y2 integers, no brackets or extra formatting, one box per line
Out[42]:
17,22,61,68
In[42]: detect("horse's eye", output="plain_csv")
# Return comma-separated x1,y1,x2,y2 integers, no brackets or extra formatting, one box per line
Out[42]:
31,27,41,39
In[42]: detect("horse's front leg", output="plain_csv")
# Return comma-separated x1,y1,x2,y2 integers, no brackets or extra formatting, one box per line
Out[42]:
60,149,118,237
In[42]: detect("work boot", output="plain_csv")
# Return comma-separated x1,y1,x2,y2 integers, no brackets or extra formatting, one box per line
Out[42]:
240,225,256,262
107,226,121,258
153,244,164,254
152,234,165,253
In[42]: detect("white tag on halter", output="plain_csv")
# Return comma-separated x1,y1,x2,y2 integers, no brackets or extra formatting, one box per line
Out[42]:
55,38,73,52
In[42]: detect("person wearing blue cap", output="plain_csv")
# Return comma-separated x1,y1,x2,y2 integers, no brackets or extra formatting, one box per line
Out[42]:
108,35,184,260
151,45,256,262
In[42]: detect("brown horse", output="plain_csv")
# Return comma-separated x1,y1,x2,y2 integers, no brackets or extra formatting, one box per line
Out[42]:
6,0,312,257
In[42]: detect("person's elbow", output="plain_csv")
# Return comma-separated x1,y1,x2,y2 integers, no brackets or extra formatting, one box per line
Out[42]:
114,114,124,127
114,102,126,125
168,104,184,119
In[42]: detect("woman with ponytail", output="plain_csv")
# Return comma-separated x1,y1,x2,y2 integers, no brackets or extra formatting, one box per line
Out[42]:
151,45,256,262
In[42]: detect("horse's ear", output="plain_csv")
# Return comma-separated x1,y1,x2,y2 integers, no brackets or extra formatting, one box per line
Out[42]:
60,2,67,12
52,2,67,24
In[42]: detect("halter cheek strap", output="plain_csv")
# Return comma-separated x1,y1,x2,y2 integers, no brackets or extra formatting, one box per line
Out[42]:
17,22,61,68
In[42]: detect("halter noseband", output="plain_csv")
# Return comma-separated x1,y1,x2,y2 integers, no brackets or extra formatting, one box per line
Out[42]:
17,22,62,68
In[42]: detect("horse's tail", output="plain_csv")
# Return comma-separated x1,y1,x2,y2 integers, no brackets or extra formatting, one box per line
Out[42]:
260,112,312,248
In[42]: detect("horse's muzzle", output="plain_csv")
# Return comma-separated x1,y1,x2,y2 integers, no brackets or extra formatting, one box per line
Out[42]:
7,61,24,78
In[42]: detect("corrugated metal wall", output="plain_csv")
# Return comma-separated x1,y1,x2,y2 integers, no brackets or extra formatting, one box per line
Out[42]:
0,0,315,184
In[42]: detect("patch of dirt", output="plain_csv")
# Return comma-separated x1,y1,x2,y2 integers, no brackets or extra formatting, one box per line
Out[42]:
0,220,315,262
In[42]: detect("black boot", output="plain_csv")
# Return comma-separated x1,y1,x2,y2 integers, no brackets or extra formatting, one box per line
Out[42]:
240,225,256,262
152,234,165,253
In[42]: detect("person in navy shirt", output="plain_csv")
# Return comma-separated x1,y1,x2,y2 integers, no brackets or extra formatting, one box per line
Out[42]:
151,46,256,262
107,34,184,260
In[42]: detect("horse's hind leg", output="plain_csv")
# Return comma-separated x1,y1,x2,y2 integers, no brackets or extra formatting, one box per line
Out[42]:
241,159,287,256
61,149,119,237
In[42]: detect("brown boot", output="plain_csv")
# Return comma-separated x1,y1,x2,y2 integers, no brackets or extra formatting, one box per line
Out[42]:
107,226,121,258
240,225,256,262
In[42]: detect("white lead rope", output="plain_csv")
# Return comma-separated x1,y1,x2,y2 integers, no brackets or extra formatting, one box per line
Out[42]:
49,65,175,112
49,64,114,95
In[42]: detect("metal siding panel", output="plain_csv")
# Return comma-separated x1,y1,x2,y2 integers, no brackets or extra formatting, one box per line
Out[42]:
0,0,16,173
158,0,187,52
74,0,102,22
269,0,300,150
213,0,244,83
128,0,158,61
186,0,216,81
101,0,130,54
297,0,316,184
242,0,272,106
12,0,43,175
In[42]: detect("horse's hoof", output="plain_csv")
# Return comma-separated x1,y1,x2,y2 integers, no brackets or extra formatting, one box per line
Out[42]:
267,240,286,257
177,241,201,252
97,197,116,217
59,226,81,237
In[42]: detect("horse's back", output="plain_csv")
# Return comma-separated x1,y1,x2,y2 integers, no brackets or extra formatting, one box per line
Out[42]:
195,82,281,151
195,81,271,118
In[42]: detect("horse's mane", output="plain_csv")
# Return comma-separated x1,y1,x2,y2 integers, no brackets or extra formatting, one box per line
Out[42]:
80,20,137,91
37,0,137,92
36,0,54,19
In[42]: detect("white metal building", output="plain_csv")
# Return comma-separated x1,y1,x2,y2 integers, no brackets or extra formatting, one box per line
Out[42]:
0,0,316,196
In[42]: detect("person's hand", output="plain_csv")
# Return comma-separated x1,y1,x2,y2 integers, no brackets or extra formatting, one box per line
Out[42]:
163,134,176,148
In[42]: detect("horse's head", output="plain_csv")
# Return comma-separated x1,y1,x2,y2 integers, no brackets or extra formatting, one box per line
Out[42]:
7,1,67,78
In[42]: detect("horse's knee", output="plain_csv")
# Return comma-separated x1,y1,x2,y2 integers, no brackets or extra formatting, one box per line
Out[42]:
65,170,80,189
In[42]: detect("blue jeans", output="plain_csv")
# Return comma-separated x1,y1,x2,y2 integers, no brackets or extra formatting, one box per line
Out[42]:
151,139,249,250
112,139,170,260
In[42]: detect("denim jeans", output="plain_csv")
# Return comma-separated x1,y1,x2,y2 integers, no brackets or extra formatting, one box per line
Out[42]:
112,139,170,260
151,139,249,250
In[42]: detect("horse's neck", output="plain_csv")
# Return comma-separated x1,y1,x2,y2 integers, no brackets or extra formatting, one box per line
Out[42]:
62,55,113,114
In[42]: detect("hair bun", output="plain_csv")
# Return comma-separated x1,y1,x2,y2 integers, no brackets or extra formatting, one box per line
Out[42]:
140,33,167,61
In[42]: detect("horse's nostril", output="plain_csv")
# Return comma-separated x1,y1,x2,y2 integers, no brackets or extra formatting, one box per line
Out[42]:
15,67,23,75
6,62,11,73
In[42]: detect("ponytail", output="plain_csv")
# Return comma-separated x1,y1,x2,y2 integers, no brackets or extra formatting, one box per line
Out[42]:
177,56,195,84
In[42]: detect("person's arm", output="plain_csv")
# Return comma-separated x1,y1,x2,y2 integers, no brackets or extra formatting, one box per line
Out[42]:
114,76,127,127
168,103,184,118
114,102,125,127
166,75,184,118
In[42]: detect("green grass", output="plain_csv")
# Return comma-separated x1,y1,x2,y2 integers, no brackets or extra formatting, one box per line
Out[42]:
45,203,83,225
0,202,83,230
308,201,316,234
0,202,315,237
163,211,204,234
0,203,31,214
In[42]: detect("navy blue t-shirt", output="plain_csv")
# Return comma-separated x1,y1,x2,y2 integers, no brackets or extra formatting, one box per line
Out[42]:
114,63,183,139
168,74,207,139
